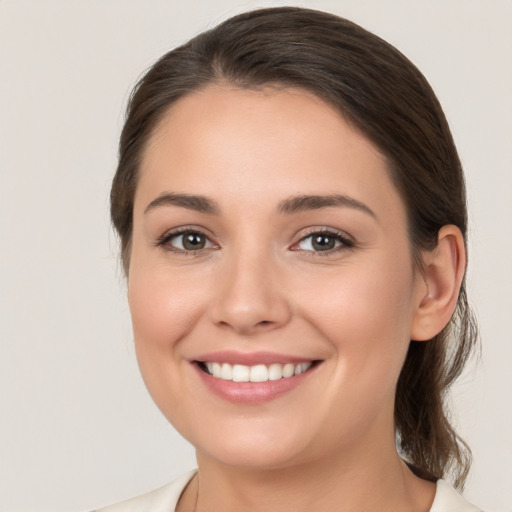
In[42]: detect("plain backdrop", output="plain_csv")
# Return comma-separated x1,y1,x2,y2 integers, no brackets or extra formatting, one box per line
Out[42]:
0,1,511,511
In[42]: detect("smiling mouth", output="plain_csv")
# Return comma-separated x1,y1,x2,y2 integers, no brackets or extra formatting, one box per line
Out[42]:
196,361,318,383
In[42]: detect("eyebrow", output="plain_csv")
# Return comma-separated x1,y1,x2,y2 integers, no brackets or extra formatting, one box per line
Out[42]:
144,193,220,215
144,192,376,219
277,194,376,219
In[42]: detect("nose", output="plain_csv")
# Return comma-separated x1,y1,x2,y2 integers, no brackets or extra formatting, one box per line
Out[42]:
209,250,292,336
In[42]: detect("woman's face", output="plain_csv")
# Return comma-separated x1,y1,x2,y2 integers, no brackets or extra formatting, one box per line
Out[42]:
128,85,426,470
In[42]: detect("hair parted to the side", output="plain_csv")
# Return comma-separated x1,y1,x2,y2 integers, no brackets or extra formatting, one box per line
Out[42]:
110,7,478,488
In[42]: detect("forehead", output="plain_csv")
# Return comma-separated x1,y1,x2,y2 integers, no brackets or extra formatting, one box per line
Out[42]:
136,85,405,222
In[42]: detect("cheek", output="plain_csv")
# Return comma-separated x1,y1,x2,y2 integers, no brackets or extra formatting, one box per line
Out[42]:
129,274,187,348
298,257,416,384
292,260,416,439
127,251,211,380
127,263,208,427
302,257,414,334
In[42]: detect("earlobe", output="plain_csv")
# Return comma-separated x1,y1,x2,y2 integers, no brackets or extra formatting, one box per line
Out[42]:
410,225,466,341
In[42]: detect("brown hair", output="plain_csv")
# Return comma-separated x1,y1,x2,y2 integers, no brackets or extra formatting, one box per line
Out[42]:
111,6,478,488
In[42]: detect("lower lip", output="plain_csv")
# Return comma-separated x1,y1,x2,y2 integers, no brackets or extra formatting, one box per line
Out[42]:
193,363,318,404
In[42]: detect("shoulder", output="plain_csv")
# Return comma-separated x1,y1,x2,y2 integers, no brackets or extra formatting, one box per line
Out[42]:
430,480,483,512
91,472,483,512
92,470,196,512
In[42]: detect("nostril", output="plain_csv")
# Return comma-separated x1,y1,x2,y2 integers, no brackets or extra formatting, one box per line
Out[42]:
210,288,292,334
254,320,276,330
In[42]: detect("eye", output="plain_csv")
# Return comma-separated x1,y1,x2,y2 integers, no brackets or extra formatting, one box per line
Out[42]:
293,230,354,253
157,229,216,253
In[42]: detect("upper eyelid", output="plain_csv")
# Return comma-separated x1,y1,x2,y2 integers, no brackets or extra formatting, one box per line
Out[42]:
156,226,215,243
155,228,218,255
295,226,354,242
292,227,355,252
154,225,354,250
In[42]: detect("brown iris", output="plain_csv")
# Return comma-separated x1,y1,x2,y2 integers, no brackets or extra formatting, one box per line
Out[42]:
182,232,207,250
311,234,337,251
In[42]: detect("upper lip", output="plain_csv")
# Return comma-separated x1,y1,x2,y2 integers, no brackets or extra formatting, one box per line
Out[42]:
193,350,318,366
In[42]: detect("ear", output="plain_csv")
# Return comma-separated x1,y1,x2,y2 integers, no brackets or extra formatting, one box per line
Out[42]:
410,225,466,341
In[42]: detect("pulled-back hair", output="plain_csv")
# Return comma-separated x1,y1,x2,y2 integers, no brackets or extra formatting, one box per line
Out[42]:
110,6,478,488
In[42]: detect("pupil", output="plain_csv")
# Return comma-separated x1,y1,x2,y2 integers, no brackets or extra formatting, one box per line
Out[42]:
312,235,335,251
183,233,205,250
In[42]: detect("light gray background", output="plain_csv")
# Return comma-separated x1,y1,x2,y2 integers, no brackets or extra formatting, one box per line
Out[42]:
0,1,510,511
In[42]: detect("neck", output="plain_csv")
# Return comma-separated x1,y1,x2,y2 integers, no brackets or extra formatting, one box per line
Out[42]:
179,441,435,512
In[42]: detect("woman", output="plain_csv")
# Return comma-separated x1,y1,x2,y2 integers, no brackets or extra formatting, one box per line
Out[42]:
98,7,480,512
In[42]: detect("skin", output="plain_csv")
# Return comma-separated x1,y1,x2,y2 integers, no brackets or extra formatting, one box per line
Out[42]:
128,85,465,512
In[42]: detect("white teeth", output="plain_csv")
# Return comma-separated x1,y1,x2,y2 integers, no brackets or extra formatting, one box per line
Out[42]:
250,364,269,382
202,361,314,382
212,362,222,378
294,362,313,376
283,363,295,378
268,363,283,381
232,364,250,382
220,363,233,380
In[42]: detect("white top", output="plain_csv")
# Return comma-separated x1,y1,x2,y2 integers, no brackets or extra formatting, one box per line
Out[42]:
93,470,482,512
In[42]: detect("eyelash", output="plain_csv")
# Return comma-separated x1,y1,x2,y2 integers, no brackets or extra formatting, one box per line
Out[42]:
154,227,216,256
155,227,355,256
292,228,355,256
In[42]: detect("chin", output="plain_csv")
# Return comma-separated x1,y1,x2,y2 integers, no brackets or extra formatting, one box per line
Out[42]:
191,423,314,471
201,445,305,471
